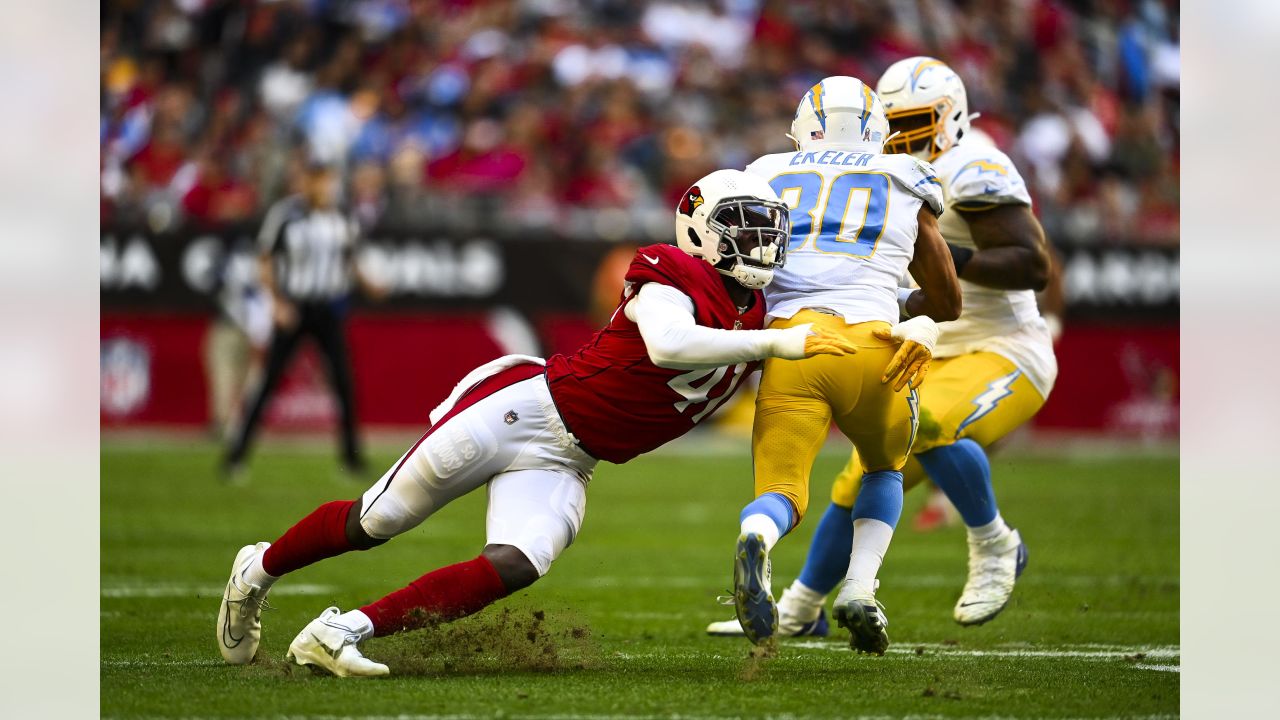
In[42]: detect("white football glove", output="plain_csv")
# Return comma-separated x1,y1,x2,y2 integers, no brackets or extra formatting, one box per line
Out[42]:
872,316,939,391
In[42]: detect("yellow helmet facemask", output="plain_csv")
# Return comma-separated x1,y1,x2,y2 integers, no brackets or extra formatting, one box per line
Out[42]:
884,98,955,161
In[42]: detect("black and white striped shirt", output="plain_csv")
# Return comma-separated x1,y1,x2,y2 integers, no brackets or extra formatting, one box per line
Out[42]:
258,196,359,302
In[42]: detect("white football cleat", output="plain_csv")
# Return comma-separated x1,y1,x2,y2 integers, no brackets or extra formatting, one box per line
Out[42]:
954,528,1028,626
832,579,889,655
217,542,272,664
286,607,389,677
707,581,829,637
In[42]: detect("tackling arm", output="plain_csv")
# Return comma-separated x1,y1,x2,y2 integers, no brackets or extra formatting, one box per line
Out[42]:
627,283,806,369
903,207,962,322
626,283,856,369
953,204,1050,291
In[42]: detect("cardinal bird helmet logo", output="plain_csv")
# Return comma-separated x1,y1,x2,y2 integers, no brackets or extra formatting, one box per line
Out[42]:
679,186,705,216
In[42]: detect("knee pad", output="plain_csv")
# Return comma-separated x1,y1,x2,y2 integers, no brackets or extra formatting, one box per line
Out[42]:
503,514,574,578
358,491,420,540
487,476,586,578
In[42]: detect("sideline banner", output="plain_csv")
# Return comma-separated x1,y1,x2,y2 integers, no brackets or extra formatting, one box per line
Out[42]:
102,312,1176,437
101,227,1177,435
101,228,1178,320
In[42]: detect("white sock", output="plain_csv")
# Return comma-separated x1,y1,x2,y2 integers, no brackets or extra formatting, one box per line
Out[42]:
846,518,895,588
783,580,827,609
740,513,782,551
967,514,1010,543
788,579,826,604
335,609,375,641
241,549,279,590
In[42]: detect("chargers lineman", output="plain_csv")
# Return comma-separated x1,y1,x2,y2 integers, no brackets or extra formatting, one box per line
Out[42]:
709,58,1056,641
729,76,962,654
215,169,898,677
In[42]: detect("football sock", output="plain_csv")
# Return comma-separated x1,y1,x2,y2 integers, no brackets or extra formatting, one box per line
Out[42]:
782,579,827,610
847,518,895,587
797,502,854,595
242,549,277,590
846,470,903,587
360,555,510,637
260,500,358,577
916,439,1001,529
967,514,1011,543
739,492,795,551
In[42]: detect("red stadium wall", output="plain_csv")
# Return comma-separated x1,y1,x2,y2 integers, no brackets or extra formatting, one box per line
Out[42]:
102,312,1175,437
100,313,545,430
1036,323,1178,437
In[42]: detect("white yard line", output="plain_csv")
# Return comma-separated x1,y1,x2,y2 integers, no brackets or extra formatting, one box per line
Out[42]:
101,583,336,599
104,643,1179,669
791,640,1180,661
107,689,1177,719
557,574,1177,590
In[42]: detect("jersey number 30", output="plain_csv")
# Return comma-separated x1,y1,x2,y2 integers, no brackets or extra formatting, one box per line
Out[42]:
769,171,889,257
668,363,748,424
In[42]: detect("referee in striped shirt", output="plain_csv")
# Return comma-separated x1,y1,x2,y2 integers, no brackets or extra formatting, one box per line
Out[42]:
224,162,384,480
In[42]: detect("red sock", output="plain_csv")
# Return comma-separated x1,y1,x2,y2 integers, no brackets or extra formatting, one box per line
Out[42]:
360,555,510,636
261,500,357,577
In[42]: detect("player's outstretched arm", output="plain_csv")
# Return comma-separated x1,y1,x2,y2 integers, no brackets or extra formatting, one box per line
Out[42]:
627,283,856,370
952,204,1050,291
902,207,962,322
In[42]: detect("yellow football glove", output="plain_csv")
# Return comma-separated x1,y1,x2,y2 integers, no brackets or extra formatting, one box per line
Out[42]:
803,326,859,358
872,316,940,391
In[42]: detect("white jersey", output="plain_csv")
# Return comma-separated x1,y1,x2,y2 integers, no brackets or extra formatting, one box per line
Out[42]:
926,140,1057,399
745,145,945,326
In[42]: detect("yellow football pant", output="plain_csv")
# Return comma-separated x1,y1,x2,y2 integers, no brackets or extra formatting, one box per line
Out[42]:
752,310,919,523
829,351,1046,507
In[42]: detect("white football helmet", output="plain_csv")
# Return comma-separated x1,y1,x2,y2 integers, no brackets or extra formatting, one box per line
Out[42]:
674,169,790,290
876,57,975,161
789,76,890,151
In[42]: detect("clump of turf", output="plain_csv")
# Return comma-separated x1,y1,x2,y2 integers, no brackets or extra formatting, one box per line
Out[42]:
362,606,600,676
738,637,778,681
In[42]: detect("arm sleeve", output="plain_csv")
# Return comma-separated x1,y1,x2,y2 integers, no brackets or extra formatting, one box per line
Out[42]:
623,282,810,369
948,149,1032,210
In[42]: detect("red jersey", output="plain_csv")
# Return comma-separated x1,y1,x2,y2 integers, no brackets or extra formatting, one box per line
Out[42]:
545,244,767,463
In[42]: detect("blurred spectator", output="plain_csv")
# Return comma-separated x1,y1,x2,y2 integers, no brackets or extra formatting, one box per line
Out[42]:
179,148,258,228
101,0,1179,247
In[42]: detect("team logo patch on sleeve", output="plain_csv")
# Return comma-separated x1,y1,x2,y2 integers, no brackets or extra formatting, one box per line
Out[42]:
504,410,519,425
679,187,704,216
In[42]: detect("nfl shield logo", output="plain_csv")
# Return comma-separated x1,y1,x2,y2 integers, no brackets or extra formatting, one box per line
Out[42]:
504,410,519,425
101,337,151,417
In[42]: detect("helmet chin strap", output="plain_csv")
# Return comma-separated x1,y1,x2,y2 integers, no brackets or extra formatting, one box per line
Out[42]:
726,261,774,290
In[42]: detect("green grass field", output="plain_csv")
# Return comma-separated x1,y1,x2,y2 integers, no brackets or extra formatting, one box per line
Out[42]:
102,438,1178,719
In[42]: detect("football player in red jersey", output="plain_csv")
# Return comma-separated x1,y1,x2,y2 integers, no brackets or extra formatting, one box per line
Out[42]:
215,169,882,677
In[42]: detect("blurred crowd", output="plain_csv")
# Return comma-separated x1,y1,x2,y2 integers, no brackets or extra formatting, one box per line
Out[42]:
101,0,1179,245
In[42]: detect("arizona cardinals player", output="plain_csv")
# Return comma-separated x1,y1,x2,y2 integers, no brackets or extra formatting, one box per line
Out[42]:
215,169,890,677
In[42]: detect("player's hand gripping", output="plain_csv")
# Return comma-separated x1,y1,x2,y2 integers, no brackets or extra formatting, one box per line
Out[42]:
873,316,940,391
803,326,859,358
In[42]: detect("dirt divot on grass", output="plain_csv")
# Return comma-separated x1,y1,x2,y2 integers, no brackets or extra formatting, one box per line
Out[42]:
738,637,778,681
365,606,601,676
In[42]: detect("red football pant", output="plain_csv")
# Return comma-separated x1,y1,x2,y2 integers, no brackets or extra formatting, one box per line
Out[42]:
261,500,358,577
360,556,510,636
